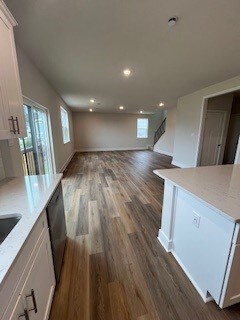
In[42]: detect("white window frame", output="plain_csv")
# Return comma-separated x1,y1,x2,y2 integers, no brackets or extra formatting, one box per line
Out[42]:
60,106,70,144
137,118,149,138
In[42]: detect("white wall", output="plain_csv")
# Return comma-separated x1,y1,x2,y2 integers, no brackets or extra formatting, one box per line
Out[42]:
154,108,176,157
172,75,240,168
0,45,75,176
73,111,164,151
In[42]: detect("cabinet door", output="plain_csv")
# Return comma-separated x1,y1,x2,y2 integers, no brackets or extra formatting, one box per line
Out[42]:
21,231,55,320
0,9,26,138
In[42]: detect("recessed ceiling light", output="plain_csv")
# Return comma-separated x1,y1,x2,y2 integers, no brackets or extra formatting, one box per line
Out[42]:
168,16,178,27
140,110,143,114
123,69,131,77
90,99,95,103
119,106,124,110
89,109,93,112
159,102,164,107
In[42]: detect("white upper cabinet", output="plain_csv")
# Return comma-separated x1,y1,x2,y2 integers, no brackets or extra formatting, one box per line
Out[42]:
0,1,26,139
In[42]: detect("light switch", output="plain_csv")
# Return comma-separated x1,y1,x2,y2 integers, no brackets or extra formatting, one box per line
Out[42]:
193,212,201,228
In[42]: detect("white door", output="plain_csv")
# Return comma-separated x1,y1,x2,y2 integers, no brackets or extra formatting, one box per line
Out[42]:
200,111,226,166
21,232,55,320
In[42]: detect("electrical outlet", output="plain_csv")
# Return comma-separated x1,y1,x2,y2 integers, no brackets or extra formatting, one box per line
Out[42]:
193,212,201,228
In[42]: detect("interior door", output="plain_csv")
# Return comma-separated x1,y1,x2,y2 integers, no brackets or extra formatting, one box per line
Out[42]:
200,111,226,166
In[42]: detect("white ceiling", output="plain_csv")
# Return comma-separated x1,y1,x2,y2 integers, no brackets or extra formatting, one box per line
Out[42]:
5,0,240,114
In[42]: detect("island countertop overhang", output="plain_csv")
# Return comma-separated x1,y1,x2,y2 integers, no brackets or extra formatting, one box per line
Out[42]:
154,164,240,223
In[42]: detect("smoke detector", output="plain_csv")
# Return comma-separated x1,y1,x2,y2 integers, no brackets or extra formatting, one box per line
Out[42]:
168,16,178,27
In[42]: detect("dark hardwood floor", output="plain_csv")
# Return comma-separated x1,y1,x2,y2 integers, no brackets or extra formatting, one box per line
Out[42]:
50,150,240,320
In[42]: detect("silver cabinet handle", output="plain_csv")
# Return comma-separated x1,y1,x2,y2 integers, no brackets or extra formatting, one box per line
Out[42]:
8,116,16,134
18,308,29,320
14,116,20,134
26,289,38,313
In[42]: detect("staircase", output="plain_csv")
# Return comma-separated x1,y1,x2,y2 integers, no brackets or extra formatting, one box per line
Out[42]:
154,118,166,146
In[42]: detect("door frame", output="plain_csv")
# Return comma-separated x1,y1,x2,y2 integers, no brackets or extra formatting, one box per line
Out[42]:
195,85,240,166
199,110,227,166
234,135,240,164
23,95,56,174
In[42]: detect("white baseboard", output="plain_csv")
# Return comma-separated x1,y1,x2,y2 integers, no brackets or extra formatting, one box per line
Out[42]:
59,151,75,173
75,147,148,152
171,251,213,303
171,160,192,168
157,230,173,252
154,149,173,157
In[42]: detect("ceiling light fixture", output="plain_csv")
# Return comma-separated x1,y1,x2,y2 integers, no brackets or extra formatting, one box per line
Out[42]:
159,102,164,107
123,69,131,77
89,109,93,112
90,99,95,103
140,110,143,114
168,16,178,27
119,106,124,110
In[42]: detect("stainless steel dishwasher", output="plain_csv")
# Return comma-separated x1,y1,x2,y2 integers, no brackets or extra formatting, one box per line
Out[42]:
46,183,67,282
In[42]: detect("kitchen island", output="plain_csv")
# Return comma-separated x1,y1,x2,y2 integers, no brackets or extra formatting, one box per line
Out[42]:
154,165,240,308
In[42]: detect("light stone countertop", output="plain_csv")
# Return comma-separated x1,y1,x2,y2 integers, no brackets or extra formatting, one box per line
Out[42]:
154,164,240,223
0,174,62,287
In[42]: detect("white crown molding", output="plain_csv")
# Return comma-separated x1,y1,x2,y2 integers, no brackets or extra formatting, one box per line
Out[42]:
0,1,17,26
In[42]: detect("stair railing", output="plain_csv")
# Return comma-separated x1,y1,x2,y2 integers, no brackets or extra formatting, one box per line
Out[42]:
154,118,166,145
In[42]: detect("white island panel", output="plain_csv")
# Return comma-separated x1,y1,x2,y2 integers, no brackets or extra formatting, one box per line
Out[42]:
172,188,234,303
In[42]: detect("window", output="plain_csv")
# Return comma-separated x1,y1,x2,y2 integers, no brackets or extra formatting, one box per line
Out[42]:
137,118,148,138
60,107,70,144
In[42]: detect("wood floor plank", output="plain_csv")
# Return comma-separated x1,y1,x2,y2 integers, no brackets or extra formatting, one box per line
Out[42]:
89,200,103,254
108,281,131,320
89,252,112,320
67,235,90,320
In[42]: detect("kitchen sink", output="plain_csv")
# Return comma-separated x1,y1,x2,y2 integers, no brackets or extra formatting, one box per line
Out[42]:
0,214,22,245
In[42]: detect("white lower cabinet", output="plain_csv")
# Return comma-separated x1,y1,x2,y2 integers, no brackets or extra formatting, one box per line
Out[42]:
20,231,55,320
2,223,55,320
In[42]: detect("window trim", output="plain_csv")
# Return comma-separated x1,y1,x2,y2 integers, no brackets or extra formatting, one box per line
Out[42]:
60,106,70,144
137,118,149,139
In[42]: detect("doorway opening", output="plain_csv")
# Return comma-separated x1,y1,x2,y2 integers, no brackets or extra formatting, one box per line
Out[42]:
198,91,240,166
19,103,54,175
